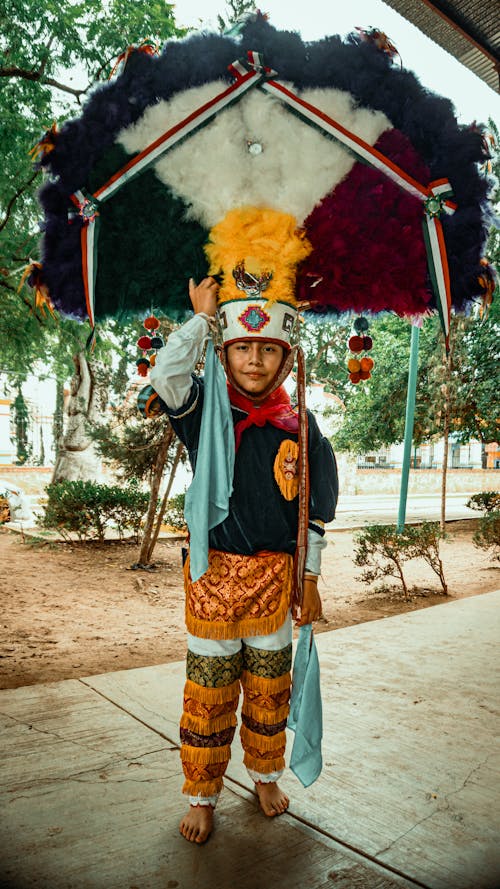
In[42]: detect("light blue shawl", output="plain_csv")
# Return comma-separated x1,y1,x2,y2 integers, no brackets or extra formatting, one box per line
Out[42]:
288,623,323,787
184,340,235,581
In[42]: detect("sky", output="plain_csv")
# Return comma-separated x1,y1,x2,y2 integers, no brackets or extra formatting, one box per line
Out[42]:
171,0,500,127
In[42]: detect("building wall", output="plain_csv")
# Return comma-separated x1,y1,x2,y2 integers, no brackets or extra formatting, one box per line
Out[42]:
0,397,15,465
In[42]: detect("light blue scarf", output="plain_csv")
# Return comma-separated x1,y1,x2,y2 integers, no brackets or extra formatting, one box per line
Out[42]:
288,623,323,787
184,340,235,581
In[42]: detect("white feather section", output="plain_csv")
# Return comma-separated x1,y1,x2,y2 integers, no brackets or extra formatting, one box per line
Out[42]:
118,81,391,227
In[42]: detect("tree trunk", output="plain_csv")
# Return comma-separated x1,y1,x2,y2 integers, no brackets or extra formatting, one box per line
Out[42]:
52,378,64,462
136,427,175,567
145,440,185,564
394,556,410,600
481,441,487,470
51,351,108,482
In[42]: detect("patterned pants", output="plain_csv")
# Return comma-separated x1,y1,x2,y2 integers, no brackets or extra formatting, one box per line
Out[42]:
180,614,293,807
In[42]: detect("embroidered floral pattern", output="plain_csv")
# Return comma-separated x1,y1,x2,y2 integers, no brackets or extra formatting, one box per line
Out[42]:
182,761,227,783
186,649,243,687
184,549,292,639
243,686,290,711
242,642,292,678
273,439,300,500
183,695,239,721
243,743,286,762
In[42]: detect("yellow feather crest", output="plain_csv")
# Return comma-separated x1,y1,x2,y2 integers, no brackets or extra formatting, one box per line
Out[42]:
205,207,312,306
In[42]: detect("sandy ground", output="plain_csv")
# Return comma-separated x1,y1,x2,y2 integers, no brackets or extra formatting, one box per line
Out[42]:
0,523,498,690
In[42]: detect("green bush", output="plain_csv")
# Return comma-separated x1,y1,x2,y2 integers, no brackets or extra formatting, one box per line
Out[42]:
473,511,500,561
353,524,415,599
353,522,449,598
406,522,448,594
466,491,500,514
164,492,187,531
39,479,150,542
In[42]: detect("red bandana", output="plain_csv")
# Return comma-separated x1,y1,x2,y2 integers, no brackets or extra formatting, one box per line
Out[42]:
228,383,299,451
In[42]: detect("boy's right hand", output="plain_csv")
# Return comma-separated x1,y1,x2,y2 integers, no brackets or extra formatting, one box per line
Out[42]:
189,277,219,317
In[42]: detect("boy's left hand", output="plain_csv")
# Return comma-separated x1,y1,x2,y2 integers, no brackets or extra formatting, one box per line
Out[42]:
295,576,322,626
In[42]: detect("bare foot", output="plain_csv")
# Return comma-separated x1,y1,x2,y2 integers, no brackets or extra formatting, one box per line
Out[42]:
179,805,214,843
255,781,290,816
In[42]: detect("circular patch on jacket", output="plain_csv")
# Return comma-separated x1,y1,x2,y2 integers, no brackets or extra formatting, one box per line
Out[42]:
273,439,299,501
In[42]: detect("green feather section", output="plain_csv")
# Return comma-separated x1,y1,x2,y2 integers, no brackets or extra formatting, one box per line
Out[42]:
85,144,209,322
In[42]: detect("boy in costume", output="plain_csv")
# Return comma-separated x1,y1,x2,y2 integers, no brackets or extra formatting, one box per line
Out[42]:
150,208,338,843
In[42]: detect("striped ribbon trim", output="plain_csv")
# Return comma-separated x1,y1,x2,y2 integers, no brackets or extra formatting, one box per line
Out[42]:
228,50,277,80
71,64,265,330
423,216,452,340
258,78,455,345
294,346,310,608
260,81,457,211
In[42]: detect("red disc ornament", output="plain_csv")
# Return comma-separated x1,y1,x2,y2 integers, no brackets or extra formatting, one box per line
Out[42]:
348,335,364,353
137,335,152,350
349,371,361,384
360,356,374,372
363,336,373,351
143,315,160,331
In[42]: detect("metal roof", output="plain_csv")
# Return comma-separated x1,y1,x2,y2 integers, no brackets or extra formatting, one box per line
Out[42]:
381,0,500,92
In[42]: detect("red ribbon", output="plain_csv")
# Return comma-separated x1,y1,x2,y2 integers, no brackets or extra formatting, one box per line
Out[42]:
228,384,298,451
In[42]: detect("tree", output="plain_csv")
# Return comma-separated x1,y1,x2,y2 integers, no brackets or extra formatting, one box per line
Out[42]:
1,3,185,476
450,120,500,453
217,0,256,34
299,317,351,398
11,384,31,464
1,1,185,296
90,362,187,566
331,313,421,454
453,299,500,451
0,3,185,425
331,302,498,459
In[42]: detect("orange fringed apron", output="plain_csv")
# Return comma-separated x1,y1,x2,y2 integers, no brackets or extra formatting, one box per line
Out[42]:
183,549,293,640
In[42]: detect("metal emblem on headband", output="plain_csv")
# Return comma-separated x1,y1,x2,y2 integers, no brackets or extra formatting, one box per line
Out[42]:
233,261,272,297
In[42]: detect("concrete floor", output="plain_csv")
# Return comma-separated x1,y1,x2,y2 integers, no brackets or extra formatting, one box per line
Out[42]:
1,591,499,889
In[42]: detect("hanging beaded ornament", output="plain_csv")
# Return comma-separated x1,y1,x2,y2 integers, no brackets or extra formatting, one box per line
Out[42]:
135,314,166,412
347,316,374,384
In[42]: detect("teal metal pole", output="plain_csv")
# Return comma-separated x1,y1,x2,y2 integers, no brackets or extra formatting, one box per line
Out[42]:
397,324,420,531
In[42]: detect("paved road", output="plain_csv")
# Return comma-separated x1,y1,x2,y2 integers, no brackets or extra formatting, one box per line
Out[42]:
330,491,478,529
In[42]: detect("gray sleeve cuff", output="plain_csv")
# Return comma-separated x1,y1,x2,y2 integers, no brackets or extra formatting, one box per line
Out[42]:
305,526,328,575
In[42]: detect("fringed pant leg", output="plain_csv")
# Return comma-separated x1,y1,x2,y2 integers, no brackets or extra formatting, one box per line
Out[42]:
180,637,243,807
240,614,293,783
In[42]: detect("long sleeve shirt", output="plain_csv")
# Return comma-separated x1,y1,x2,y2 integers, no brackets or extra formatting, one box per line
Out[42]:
150,316,338,571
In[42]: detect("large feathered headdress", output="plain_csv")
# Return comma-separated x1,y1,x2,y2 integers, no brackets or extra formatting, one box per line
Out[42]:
34,13,492,348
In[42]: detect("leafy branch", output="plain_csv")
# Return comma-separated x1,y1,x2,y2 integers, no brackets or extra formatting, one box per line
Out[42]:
0,66,90,99
0,169,41,232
